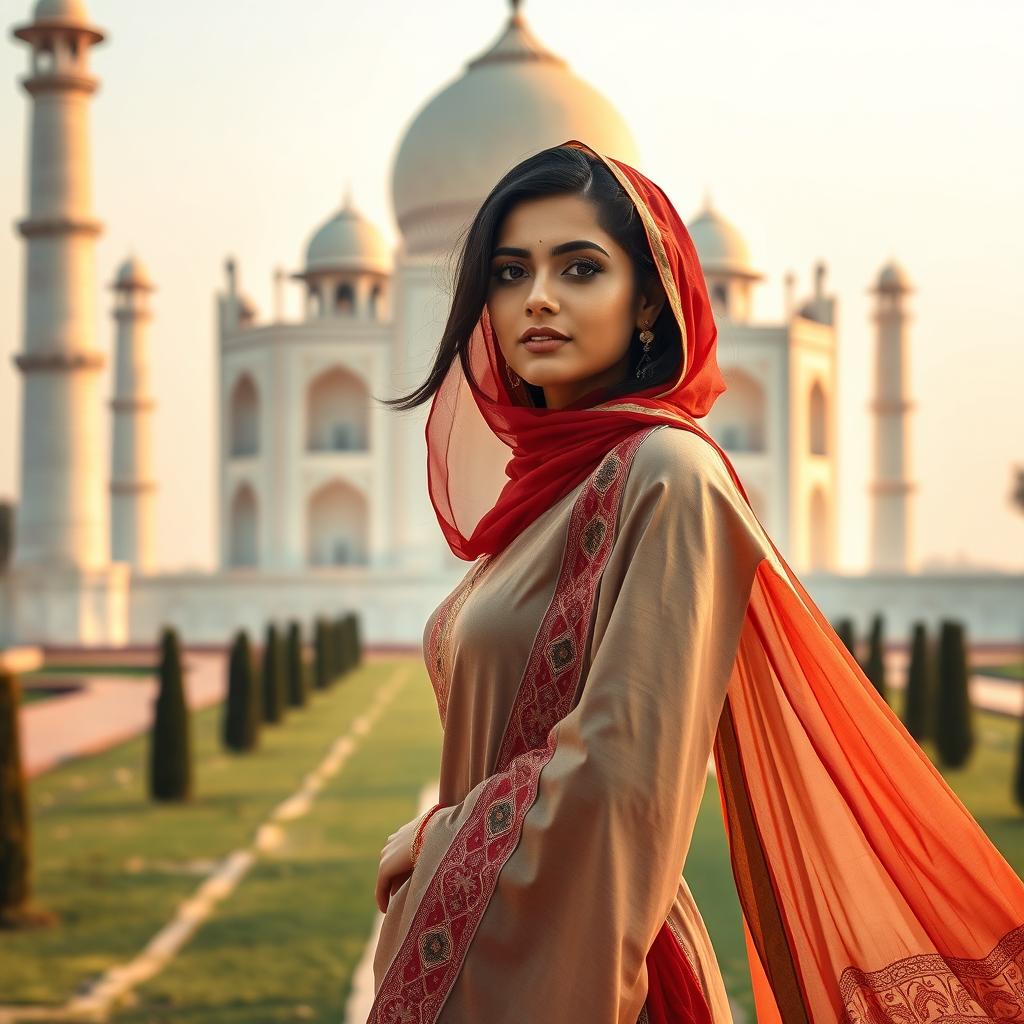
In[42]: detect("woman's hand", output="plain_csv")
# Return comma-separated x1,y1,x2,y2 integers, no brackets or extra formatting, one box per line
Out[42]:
375,814,422,914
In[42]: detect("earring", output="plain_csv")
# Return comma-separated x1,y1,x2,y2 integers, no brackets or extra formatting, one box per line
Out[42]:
635,320,655,381
506,363,521,387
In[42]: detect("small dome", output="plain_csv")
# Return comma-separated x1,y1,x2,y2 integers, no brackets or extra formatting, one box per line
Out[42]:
303,194,392,276
33,0,88,20
876,260,913,292
391,3,639,256
114,254,154,291
688,197,758,278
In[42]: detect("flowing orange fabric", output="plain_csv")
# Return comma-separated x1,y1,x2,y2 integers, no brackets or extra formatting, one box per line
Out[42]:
422,138,1024,1021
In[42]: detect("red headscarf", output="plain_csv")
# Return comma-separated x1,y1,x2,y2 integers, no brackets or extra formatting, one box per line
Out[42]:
424,138,729,561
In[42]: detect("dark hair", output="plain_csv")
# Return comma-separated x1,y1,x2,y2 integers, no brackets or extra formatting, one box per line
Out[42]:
377,144,681,411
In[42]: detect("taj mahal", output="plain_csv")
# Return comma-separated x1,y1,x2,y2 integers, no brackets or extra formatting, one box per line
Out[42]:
2,0,1022,647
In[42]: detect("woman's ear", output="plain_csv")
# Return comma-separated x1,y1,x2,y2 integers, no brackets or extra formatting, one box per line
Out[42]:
637,281,667,328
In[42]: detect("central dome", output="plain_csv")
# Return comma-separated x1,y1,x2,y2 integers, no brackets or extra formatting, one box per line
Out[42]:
391,3,639,257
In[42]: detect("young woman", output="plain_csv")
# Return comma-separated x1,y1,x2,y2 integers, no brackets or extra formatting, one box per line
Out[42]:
367,140,1024,1024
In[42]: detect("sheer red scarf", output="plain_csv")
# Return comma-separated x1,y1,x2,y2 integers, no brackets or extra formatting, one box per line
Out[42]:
423,139,1024,1022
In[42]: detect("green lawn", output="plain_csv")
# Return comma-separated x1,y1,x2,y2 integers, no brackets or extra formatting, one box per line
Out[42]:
1,658,441,1023
977,661,1024,682
3,658,1021,1023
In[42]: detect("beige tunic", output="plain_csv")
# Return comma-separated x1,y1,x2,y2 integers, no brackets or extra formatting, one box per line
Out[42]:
371,423,772,1024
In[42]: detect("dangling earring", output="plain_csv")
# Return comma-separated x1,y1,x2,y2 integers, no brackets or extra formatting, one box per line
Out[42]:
635,320,655,381
506,363,521,387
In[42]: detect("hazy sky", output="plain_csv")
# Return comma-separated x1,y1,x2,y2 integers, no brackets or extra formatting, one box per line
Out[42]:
1,0,1022,572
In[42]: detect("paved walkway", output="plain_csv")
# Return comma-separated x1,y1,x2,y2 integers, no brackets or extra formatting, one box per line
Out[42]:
19,651,227,778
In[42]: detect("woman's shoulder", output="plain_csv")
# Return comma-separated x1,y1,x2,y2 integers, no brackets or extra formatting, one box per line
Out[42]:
624,422,735,495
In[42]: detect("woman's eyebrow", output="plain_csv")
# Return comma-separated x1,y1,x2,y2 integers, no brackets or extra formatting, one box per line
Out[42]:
491,239,611,259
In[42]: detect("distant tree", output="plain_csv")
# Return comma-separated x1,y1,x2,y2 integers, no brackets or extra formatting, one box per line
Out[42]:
333,617,345,680
313,617,330,690
0,501,13,571
1014,711,1024,811
832,618,857,660
261,623,287,724
285,620,308,708
351,612,363,667
902,622,934,741
0,668,56,928
223,630,260,752
935,619,975,768
863,613,889,703
149,627,193,801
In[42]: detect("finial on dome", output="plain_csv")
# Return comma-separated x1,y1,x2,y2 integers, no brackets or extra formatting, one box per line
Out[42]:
701,186,714,213
510,0,523,14
342,180,353,211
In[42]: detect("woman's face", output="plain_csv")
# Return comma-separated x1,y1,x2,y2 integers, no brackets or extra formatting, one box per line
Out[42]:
487,193,665,410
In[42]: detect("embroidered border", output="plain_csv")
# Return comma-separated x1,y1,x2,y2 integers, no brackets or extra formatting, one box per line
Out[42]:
493,428,652,770
368,426,658,1024
839,923,1024,1024
425,555,493,727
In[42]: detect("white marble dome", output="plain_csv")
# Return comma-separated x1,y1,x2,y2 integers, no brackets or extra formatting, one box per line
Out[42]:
303,194,392,276
688,199,758,278
33,0,88,19
391,3,639,257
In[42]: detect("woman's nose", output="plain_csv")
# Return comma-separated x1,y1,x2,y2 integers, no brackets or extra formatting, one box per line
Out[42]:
525,275,559,316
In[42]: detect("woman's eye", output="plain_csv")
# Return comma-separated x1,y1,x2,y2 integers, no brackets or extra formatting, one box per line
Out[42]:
494,264,525,282
492,259,601,283
567,259,601,278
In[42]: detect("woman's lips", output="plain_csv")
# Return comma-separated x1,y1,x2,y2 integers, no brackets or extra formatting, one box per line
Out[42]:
522,338,570,353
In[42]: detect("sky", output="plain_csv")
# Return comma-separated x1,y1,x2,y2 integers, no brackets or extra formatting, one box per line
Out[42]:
0,0,1022,573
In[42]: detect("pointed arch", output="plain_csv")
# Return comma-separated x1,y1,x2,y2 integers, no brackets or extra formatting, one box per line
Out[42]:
229,373,260,457
229,482,259,568
307,479,368,566
809,379,828,456
707,367,766,452
306,366,369,452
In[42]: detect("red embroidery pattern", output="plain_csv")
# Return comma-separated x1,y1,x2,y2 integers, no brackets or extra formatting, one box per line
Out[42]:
494,426,654,771
840,924,1024,1023
368,426,658,1024
424,556,493,727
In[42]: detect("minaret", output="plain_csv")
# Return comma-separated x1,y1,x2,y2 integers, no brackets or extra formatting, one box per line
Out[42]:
109,256,157,571
10,0,108,570
867,260,916,572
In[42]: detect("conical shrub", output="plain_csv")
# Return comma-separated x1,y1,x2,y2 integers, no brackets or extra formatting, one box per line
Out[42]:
1013,712,1024,811
223,630,260,752
261,623,287,724
0,670,30,916
935,619,974,768
832,617,857,660
351,611,363,667
286,620,308,708
314,617,330,690
902,622,933,741
149,626,193,801
863,613,888,703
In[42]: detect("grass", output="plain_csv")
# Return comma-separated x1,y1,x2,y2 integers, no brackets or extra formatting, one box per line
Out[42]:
3,658,1021,1023
977,662,1024,682
0,658,442,1024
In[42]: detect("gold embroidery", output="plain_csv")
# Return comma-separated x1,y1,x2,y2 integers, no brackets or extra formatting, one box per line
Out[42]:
432,555,493,722
839,923,1024,1024
572,141,689,395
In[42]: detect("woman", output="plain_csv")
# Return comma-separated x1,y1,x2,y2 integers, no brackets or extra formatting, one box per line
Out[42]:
367,140,1024,1023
